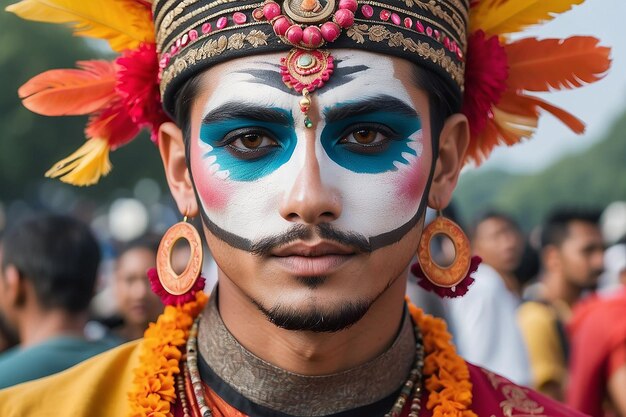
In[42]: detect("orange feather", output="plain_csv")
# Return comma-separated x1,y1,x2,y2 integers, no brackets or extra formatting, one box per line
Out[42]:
18,60,117,116
505,37,611,92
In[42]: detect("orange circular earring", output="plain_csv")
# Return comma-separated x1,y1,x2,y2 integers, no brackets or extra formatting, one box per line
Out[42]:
412,211,481,298
148,215,206,305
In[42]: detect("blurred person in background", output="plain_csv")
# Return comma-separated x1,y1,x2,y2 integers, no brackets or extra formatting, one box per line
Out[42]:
0,236,19,354
0,214,115,389
518,209,604,399
567,238,626,417
444,211,530,385
112,236,164,342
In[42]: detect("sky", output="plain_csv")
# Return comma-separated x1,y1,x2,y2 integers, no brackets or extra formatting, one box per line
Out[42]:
470,0,626,174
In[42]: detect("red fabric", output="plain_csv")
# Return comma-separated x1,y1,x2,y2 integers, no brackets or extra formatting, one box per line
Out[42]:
567,288,626,417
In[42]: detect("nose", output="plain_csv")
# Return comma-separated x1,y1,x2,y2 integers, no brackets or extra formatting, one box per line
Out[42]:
279,138,341,225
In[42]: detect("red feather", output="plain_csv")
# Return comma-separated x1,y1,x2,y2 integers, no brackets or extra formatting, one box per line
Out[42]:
18,60,117,116
85,99,139,149
505,36,611,92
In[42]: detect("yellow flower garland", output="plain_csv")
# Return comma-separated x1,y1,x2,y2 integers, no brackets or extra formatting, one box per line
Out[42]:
129,296,476,417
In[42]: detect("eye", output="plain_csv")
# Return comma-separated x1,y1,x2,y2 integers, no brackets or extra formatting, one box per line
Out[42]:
230,133,277,150
338,123,397,153
220,128,280,160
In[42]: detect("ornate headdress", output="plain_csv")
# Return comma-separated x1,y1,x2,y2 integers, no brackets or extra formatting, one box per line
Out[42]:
6,0,610,185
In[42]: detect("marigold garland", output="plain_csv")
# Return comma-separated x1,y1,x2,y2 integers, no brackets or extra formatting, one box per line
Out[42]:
128,291,208,417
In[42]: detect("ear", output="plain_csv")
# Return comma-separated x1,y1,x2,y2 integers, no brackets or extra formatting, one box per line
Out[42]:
3,266,26,308
158,122,199,217
428,113,469,209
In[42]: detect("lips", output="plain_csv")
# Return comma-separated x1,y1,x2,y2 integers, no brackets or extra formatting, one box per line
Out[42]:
271,241,357,276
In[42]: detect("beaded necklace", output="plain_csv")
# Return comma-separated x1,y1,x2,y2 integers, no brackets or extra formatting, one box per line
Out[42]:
182,316,425,417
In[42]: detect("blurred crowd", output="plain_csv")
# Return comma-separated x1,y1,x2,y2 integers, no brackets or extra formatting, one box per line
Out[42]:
0,196,625,417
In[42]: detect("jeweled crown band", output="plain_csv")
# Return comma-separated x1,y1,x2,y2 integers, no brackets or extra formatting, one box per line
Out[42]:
154,0,469,117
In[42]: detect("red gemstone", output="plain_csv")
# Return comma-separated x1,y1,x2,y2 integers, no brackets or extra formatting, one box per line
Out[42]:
415,20,424,33
202,23,212,34
189,29,198,41
434,29,440,40
391,13,401,25
320,21,341,42
334,8,354,28
273,16,290,36
181,33,189,46
263,2,281,20
456,48,463,60
426,26,433,37
444,36,450,49
450,41,457,52
404,17,412,28
233,12,247,24
380,9,391,21
302,25,323,47
361,4,374,18
338,0,358,12
286,25,303,44
217,17,228,29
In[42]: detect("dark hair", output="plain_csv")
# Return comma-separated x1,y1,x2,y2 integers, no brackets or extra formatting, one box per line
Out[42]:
172,61,462,165
116,234,161,258
1,214,101,313
541,208,601,249
470,210,520,240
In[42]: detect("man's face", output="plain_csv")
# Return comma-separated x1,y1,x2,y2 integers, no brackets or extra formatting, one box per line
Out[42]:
186,50,435,331
114,247,163,328
557,221,604,290
473,217,524,275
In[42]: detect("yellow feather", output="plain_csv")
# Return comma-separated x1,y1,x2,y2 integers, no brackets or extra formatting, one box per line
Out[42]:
45,138,112,186
6,0,153,52
470,0,585,36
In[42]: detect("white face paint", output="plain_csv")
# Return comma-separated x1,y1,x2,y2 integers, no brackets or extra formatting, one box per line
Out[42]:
189,50,432,251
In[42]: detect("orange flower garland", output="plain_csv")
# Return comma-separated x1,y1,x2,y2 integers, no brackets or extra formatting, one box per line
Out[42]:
129,296,475,417
129,291,208,417
408,302,477,417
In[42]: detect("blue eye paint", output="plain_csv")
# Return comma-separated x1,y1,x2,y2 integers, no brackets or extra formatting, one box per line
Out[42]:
200,113,296,182
320,111,422,174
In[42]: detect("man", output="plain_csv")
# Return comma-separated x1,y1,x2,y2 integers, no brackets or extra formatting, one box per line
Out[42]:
518,209,604,399
0,0,609,415
0,214,115,388
567,242,626,417
444,211,530,385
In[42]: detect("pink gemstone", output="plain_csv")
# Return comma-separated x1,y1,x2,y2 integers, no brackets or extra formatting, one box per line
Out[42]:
426,26,433,37
391,13,401,25
302,25,323,47
286,24,303,44
450,41,457,52
217,17,228,29
415,20,424,33
233,12,247,24
334,8,354,28
404,17,412,28
170,44,178,54
338,0,357,12
434,29,440,40
456,48,463,60
273,16,290,36
361,4,374,18
263,2,281,20
175,38,182,48
202,23,212,34
320,21,341,42
159,57,168,69
379,9,391,21
189,29,198,41
181,33,189,46
444,36,450,49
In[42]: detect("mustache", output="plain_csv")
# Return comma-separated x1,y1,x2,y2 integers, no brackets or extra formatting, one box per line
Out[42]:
250,223,372,256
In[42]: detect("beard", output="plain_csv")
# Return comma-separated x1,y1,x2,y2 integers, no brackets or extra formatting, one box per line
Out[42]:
254,297,372,333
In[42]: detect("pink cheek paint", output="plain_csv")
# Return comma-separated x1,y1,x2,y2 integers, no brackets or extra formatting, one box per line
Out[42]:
190,142,231,211
396,152,430,205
